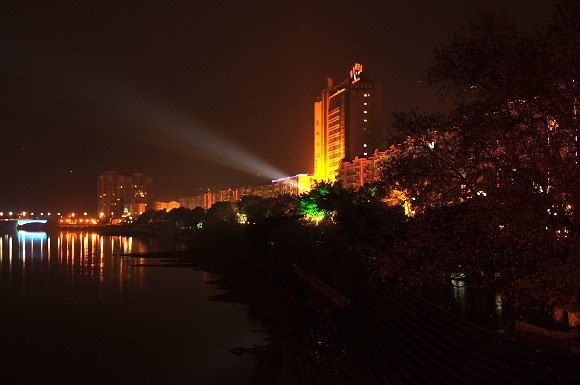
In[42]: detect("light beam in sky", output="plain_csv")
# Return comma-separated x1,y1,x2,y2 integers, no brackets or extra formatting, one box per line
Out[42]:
1,27,288,180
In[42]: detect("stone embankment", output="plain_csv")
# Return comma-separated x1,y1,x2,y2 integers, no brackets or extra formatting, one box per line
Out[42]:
290,262,350,308
285,273,580,384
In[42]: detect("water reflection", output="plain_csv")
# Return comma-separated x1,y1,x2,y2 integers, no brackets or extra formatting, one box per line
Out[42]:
0,231,187,294
447,279,508,333
0,230,267,384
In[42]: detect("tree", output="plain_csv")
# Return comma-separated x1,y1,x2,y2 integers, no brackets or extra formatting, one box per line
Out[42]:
264,194,299,217
237,195,268,224
379,135,462,215
334,182,406,251
190,206,206,224
205,202,238,223
378,4,580,326
134,209,157,224
297,180,345,223
164,206,205,227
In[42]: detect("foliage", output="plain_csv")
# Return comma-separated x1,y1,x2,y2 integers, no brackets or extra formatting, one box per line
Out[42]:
237,195,269,224
265,194,299,217
296,180,345,222
377,3,580,316
379,134,462,215
134,209,157,224
135,207,205,226
164,206,205,226
205,201,237,223
296,180,406,251
237,194,299,224
334,182,406,250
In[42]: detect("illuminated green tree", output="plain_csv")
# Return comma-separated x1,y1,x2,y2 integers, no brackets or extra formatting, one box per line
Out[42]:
297,180,344,223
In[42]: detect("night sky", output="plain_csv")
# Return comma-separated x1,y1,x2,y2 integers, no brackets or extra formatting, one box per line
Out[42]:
0,1,554,214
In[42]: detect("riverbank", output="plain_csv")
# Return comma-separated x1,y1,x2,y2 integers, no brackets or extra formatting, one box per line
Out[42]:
128,245,330,385
126,225,580,384
187,253,333,385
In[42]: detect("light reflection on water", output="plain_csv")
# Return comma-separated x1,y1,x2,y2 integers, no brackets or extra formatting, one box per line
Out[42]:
0,230,268,385
448,278,508,333
0,231,186,294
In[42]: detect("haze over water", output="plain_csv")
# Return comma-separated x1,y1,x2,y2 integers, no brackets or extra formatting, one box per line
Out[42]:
0,230,268,384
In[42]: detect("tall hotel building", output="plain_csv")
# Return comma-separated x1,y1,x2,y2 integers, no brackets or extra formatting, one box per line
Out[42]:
314,63,383,181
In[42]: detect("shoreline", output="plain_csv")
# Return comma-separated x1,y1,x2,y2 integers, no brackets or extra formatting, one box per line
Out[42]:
127,248,323,385
123,231,580,383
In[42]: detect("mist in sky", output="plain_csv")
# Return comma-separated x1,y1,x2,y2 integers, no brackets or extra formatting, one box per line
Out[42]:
0,0,555,213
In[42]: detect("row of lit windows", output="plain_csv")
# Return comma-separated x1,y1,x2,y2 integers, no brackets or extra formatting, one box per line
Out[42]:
329,144,341,152
329,126,341,135
361,91,372,143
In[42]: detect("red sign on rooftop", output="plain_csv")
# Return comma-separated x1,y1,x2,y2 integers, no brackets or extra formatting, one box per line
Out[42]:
350,63,363,84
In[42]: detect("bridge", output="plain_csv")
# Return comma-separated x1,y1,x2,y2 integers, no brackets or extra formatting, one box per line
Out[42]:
0,219,48,230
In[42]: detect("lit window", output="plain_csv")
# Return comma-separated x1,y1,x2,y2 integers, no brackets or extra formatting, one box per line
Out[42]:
363,119,367,122
363,152,368,156
363,144,367,147
363,102,367,105
363,93,368,97
363,111,367,114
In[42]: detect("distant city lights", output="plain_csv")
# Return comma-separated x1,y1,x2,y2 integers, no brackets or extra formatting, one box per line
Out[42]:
0,209,100,226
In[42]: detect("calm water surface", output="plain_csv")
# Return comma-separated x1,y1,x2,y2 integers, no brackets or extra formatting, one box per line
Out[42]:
0,230,268,385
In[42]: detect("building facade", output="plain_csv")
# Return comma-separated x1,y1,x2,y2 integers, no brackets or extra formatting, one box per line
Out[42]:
179,195,205,209
337,149,389,190
97,171,153,221
126,173,153,213
314,63,383,182
155,201,180,211
97,171,126,219
176,174,315,210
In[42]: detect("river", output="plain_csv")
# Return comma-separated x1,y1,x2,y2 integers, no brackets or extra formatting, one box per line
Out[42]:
0,230,268,385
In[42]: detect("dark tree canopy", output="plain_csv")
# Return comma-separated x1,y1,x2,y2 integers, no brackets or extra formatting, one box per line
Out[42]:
377,2,580,317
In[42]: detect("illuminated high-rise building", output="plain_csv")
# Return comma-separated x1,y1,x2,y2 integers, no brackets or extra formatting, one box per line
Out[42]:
97,171,126,219
126,173,153,215
314,63,383,182
97,171,153,220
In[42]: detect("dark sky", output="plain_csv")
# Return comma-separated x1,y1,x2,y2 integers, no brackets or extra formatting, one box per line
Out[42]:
0,0,555,214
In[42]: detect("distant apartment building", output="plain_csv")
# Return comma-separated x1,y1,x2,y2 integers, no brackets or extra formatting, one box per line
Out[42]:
155,201,180,211
97,171,153,220
127,173,153,213
272,174,314,196
337,149,390,189
176,174,315,210
179,195,205,209
97,171,126,219
314,63,383,182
